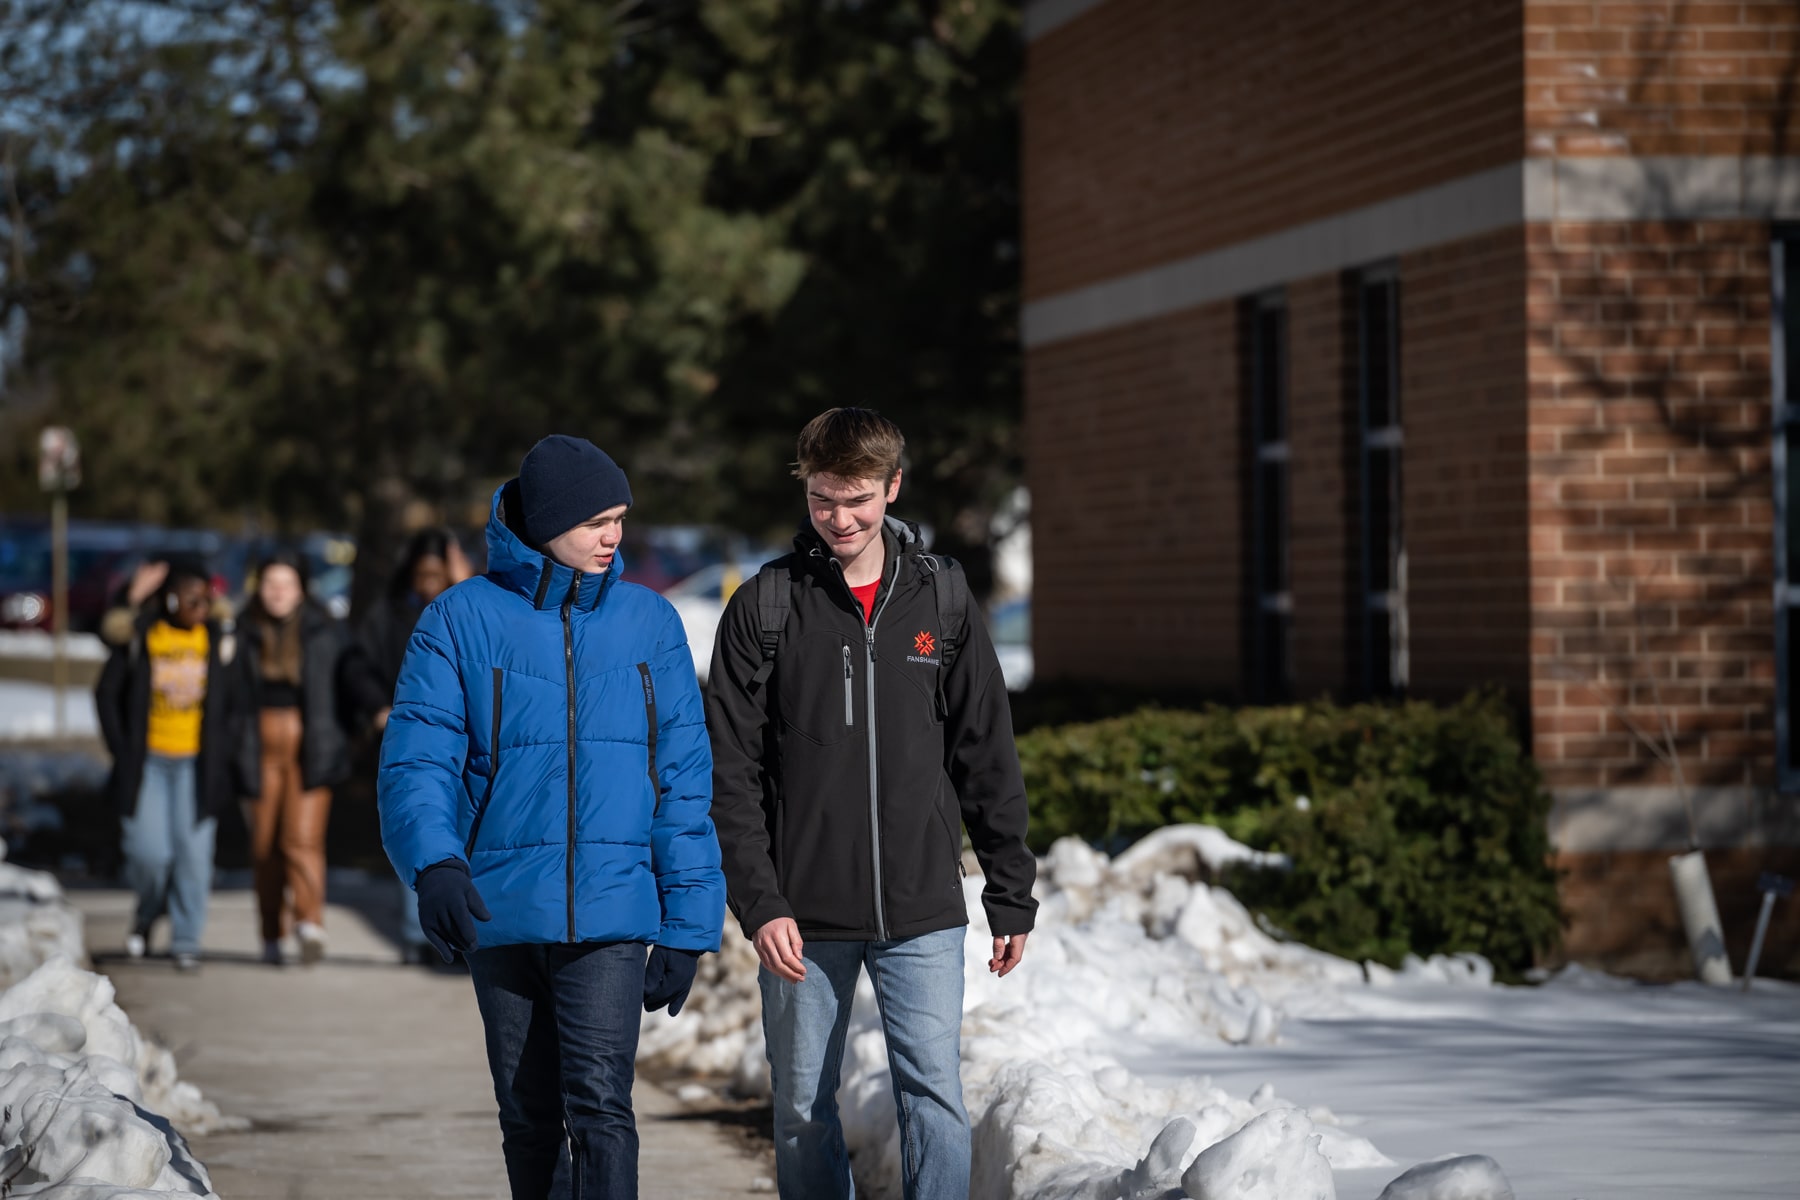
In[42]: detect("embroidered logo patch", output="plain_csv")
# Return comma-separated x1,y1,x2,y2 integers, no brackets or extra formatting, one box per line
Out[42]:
907,629,941,666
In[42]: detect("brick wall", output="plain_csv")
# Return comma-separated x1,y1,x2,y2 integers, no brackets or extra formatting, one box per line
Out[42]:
1024,0,1524,301
1526,1,1800,157
1024,301,1244,688
1399,229,1537,703
1527,219,1774,792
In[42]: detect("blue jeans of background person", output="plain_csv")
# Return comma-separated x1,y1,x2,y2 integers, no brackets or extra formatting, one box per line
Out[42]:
468,941,646,1200
119,754,216,957
759,926,970,1200
397,877,429,954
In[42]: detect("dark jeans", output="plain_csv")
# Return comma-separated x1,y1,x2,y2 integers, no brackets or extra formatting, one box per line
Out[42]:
468,941,647,1200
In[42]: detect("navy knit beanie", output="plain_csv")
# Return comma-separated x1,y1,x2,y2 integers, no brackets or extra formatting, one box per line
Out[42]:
517,435,633,548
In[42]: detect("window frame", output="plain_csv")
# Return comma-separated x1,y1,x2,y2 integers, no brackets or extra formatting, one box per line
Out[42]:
1356,262,1408,699
1248,289,1292,703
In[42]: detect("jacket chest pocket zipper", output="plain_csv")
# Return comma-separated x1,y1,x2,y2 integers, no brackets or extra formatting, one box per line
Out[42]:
842,645,854,726
636,662,660,813
465,667,504,857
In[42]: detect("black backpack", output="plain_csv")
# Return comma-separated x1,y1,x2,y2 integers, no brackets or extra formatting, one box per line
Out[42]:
745,553,968,694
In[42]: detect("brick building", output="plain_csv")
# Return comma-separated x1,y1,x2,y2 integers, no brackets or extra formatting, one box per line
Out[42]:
1021,0,1800,975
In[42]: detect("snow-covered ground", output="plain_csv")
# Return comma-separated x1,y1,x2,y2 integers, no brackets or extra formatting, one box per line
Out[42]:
0,680,100,741
0,632,109,662
644,826,1800,1200
0,847,233,1197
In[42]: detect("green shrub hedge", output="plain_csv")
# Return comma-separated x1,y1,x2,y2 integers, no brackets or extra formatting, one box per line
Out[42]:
1014,691,1563,976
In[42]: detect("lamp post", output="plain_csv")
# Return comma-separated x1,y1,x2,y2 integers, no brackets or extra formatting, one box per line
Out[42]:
38,426,80,740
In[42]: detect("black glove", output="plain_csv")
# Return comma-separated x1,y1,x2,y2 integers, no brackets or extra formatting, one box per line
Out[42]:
415,860,492,964
643,946,701,1016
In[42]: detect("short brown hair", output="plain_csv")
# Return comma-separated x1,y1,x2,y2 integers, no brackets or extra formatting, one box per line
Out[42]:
792,407,905,483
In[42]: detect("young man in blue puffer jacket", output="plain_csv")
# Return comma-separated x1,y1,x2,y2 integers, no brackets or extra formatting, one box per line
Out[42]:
379,435,725,1200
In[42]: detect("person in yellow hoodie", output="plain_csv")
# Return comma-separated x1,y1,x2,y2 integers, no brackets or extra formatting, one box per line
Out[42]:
95,557,241,971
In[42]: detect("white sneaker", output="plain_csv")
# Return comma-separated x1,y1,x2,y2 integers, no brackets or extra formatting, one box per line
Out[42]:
297,922,327,965
124,933,146,959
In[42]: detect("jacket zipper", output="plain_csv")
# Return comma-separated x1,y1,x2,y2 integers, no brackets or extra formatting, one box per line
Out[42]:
465,667,504,857
637,662,659,812
829,554,895,940
842,645,854,726
864,572,895,942
562,574,579,942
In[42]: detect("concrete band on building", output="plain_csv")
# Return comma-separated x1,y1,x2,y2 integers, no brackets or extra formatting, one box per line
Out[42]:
1024,157,1800,350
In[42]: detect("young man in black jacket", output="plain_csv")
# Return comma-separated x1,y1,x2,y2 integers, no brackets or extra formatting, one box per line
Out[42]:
707,407,1036,1200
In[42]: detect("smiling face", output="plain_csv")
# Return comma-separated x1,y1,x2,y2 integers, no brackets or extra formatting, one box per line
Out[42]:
807,470,901,581
542,504,628,575
256,563,304,621
166,577,212,630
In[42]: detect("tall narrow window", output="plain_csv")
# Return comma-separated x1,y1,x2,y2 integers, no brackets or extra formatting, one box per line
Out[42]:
1358,266,1407,698
1248,292,1291,702
1774,229,1799,784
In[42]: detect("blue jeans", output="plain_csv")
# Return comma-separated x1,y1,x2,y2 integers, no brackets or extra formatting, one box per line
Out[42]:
759,926,969,1200
119,754,216,957
467,941,646,1200
397,877,428,950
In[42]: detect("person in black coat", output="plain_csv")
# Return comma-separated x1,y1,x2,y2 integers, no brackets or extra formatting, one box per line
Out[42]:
234,549,351,966
338,528,468,962
93,557,240,971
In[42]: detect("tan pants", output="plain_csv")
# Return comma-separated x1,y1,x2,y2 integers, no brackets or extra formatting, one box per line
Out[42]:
247,708,332,943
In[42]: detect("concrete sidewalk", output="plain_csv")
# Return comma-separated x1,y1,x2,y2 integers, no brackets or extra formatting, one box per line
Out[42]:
69,877,768,1199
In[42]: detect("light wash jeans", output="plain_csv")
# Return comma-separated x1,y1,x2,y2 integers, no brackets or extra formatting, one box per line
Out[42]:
120,754,216,956
397,877,429,953
759,926,969,1200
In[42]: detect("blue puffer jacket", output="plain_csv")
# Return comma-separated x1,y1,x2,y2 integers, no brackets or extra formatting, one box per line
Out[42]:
377,481,724,952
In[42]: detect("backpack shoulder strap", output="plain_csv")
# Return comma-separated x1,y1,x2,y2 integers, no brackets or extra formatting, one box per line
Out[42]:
747,561,791,694
917,554,969,667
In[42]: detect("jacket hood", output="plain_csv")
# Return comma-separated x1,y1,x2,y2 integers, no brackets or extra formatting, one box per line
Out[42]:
486,479,620,612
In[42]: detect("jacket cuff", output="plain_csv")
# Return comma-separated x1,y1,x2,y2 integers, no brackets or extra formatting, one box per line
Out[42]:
983,899,1037,937
415,858,468,886
737,897,796,940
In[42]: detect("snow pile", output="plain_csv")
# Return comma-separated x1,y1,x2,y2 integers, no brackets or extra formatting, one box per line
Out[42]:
0,845,237,1196
0,958,228,1197
1181,1107,1337,1200
942,832,1396,1200
1375,1155,1514,1200
0,852,87,991
0,957,238,1140
650,827,1523,1199
636,909,767,1094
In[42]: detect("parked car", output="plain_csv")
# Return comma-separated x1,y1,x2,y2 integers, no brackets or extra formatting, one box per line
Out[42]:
0,519,144,633
663,554,784,681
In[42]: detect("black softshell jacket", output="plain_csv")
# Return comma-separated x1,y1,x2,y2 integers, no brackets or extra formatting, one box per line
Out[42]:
707,519,1038,942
